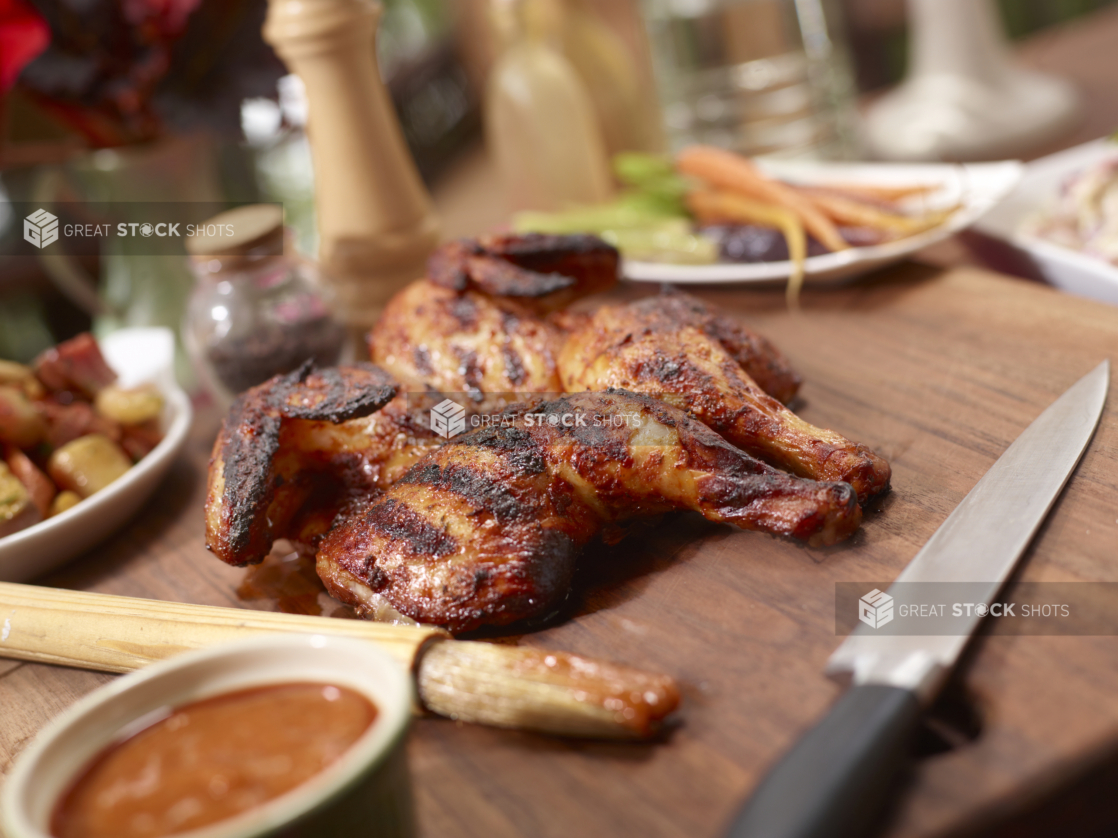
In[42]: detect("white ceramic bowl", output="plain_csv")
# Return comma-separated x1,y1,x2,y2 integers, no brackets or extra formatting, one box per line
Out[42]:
0,328,192,582
623,159,1023,285
1,635,415,838
970,137,1118,304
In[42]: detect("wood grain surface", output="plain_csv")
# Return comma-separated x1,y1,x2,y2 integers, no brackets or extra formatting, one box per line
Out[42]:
3,263,1118,838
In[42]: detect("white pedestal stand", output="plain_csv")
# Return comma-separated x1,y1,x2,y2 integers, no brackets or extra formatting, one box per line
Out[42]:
865,0,1080,161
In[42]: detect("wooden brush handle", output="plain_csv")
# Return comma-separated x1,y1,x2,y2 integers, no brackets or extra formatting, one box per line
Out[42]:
0,581,442,672
0,583,679,739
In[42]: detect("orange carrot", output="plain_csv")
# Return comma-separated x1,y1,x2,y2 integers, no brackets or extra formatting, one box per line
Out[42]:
797,188,957,238
677,145,849,253
807,182,937,203
4,445,55,517
686,190,807,308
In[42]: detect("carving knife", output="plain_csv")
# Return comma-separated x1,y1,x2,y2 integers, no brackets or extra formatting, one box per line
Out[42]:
727,360,1110,838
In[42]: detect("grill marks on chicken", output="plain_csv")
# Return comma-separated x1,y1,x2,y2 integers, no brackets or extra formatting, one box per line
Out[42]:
207,234,891,634
638,290,803,405
318,436,584,630
205,363,442,567
369,279,565,401
316,390,861,632
371,235,620,402
557,291,890,502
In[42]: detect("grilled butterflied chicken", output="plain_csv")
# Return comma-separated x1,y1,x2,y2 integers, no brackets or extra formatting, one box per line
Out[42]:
205,363,443,567
212,233,622,568
316,390,861,633
557,291,891,502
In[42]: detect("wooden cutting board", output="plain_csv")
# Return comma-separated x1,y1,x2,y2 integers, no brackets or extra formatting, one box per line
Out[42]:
2,262,1118,838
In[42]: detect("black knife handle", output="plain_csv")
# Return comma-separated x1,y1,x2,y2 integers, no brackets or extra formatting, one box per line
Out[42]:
726,684,922,838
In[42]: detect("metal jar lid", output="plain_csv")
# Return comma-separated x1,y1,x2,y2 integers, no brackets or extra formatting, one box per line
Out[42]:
186,204,286,274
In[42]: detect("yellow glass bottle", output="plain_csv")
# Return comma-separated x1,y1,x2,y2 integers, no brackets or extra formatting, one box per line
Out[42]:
559,0,662,156
486,0,613,212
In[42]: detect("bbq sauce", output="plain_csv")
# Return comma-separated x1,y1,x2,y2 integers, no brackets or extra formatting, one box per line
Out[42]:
51,682,376,838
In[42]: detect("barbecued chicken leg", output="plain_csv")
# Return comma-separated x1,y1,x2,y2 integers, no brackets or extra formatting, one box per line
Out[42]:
205,363,443,567
557,291,891,501
316,390,861,633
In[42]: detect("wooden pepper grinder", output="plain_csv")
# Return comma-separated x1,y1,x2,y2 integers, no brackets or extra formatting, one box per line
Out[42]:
264,0,439,331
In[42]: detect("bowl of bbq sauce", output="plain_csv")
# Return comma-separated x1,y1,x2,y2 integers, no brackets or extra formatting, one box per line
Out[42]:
1,636,414,838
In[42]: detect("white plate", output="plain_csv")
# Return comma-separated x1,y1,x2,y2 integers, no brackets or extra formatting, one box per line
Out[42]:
622,159,1023,285
0,328,192,582
970,138,1118,305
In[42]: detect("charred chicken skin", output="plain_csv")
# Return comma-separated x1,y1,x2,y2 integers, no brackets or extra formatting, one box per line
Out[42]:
316,390,861,633
213,232,623,569
369,278,566,401
557,291,891,502
207,234,885,635
370,234,619,402
205,362,443,567
426,232,619,315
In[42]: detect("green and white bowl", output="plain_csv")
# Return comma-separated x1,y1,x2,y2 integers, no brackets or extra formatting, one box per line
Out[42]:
1,635,415,838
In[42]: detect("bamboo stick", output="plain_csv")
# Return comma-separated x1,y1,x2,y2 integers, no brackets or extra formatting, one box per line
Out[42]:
0,582,442,674
0,583,679,739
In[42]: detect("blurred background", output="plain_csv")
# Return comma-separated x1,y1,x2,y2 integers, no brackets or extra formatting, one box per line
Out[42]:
846,0,1117,90
2,0,1115,362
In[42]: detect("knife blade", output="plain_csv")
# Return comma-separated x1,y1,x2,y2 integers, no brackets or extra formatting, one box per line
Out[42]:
726,360,1110,838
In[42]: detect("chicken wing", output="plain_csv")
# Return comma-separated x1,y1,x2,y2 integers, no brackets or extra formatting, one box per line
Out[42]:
205,362,441,567
427,232,619,314
316,389,861,633
557,290,890,501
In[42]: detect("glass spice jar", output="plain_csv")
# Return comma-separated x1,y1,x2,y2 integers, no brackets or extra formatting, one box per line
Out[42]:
183,204,346,407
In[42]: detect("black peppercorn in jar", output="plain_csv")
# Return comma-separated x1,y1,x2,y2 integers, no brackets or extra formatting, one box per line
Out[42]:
183,205,346,406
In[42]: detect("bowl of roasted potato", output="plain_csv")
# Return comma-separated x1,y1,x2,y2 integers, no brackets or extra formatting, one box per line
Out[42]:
0,328,192,582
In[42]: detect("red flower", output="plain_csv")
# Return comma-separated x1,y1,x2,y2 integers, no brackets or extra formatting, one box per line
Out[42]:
0,0,49,94
122,0,202,38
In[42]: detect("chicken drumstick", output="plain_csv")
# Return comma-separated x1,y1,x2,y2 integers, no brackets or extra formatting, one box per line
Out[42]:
558,290,891,501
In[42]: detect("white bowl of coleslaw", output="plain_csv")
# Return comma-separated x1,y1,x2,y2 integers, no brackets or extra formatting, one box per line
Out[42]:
970,137,1118,305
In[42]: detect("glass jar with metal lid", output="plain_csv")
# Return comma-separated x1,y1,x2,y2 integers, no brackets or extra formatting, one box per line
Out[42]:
183,204,346,407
